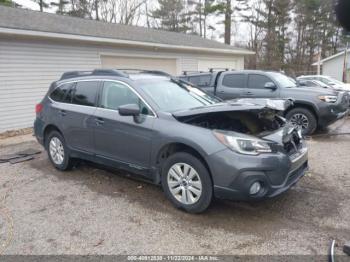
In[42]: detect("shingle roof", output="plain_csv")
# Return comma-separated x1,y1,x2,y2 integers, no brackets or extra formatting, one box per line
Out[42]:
0,6,252,54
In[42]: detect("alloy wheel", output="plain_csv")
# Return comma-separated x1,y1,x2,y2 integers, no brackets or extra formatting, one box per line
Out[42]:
49,137,65,165
290,113,309,130
167,163,202,205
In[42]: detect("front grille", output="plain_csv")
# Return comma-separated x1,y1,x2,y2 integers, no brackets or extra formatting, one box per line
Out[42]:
284,131,302,155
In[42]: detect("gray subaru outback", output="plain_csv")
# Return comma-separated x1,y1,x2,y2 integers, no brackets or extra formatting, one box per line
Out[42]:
34,69,308,213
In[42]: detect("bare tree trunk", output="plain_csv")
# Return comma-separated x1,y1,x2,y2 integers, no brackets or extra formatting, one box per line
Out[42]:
39,0,43,12
95,0,99,20
199,0,202,37
145,1,150,28
224,0,231,45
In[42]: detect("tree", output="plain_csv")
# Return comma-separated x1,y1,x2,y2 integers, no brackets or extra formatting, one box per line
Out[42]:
32,0,49,12
67,0,93,19
51,0,69,15
100,0,145,25
0,0,21,6
151,0,190,33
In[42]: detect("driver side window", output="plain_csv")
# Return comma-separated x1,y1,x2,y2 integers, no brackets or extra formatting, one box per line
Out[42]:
100,81,153,116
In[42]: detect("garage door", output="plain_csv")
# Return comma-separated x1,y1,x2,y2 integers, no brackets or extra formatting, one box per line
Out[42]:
101,55,178,75
198,59,237,72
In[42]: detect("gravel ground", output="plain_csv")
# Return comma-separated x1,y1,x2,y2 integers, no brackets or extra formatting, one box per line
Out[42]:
0,118,349,257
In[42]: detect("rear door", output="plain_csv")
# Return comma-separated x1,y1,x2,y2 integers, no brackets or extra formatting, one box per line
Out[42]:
244,74,279,98
56,80,99,153
216,72,247,100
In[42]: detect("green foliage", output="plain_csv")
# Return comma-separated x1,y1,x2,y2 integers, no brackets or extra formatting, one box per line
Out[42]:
0,0,16,7
151,0,190,32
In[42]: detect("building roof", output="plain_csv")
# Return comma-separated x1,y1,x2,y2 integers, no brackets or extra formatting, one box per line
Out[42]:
312,49,350,66
0,6,253,55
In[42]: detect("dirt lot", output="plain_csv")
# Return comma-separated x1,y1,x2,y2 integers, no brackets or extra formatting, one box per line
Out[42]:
0,119,349,257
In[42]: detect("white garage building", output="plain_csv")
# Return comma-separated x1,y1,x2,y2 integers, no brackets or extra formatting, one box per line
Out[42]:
313,49,350,82
0,6,253,132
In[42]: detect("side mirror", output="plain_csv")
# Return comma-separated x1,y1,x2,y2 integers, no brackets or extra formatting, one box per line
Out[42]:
264,82,277,90
118,104,140,116
297,80,306,86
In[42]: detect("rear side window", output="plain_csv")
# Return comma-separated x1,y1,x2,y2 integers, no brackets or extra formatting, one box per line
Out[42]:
222,74,245,88
305,81,317,87
72,81,99,107
188,75,212,87
248,74,272,89
100,81,152,116
50,83,75,103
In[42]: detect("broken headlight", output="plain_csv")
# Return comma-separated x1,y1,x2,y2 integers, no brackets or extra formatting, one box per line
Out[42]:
213,130,272,155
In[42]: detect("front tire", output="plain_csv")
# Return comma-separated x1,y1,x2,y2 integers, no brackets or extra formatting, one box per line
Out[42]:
45,130,74,171
161,152,213,213
286,108,317,135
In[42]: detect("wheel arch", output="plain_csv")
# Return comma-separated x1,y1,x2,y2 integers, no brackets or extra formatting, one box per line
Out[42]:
153,142,213,185
285,102,319,123
43,124,63,147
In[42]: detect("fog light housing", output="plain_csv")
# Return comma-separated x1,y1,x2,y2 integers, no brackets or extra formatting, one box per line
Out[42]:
249,182,262,195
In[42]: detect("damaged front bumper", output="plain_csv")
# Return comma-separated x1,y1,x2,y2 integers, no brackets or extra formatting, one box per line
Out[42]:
208,142,308,201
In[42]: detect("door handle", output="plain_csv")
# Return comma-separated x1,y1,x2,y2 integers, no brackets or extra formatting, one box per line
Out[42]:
95,117,104,125
59,110,66,116
244,92,254,96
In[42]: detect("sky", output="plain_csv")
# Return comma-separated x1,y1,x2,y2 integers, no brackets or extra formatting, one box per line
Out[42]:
14,0,40,10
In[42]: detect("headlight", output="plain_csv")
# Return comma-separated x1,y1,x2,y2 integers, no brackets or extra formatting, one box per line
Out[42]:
318,95,337,103
213,130,272,155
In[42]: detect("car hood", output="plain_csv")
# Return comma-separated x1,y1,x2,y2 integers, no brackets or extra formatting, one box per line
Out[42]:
172,98,293,118
294,86,338,94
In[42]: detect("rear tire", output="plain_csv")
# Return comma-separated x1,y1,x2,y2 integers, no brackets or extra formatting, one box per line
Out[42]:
161,152,213,213
45,130,75,171
286,108,317,135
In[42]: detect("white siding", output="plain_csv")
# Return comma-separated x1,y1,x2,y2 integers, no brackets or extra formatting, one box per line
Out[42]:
0,38,245,132
322,55,344,81
0,40,101,131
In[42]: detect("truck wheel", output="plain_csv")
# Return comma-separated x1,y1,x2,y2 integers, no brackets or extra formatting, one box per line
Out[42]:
45,130,75,171
161,152,213,213
286,108,317,135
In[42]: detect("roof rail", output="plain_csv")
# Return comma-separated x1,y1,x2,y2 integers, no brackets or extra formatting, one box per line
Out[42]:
60,69,129,80
209,68,231,73
182,71,206,75
116,69,172,77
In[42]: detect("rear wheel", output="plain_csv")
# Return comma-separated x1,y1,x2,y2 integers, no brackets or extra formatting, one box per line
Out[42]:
46,130,75,171
286,108,317,135
161,152,212,213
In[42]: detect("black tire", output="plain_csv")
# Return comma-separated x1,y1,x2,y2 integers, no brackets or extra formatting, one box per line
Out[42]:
161,152,213,213
286,107,317,135
45,130,75,171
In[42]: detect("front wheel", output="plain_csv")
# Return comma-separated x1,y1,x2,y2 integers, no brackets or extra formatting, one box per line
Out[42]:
286,108,317,135
161,152,213,213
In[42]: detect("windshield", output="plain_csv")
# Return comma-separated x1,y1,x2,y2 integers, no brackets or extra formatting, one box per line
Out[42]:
269,72,297,88
325,77,344,85
138,79,218,112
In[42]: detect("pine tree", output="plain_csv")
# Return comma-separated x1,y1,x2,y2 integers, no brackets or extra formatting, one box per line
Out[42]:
152,0,190,33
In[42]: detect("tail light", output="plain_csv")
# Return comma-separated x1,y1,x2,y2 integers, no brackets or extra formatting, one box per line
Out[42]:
35,103,43,114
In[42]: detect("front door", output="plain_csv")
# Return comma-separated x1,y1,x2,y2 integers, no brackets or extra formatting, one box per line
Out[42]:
244,74,279,98
93,80,155,170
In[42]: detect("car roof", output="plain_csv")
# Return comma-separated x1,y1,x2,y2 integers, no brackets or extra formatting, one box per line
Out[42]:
57,69,172,83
